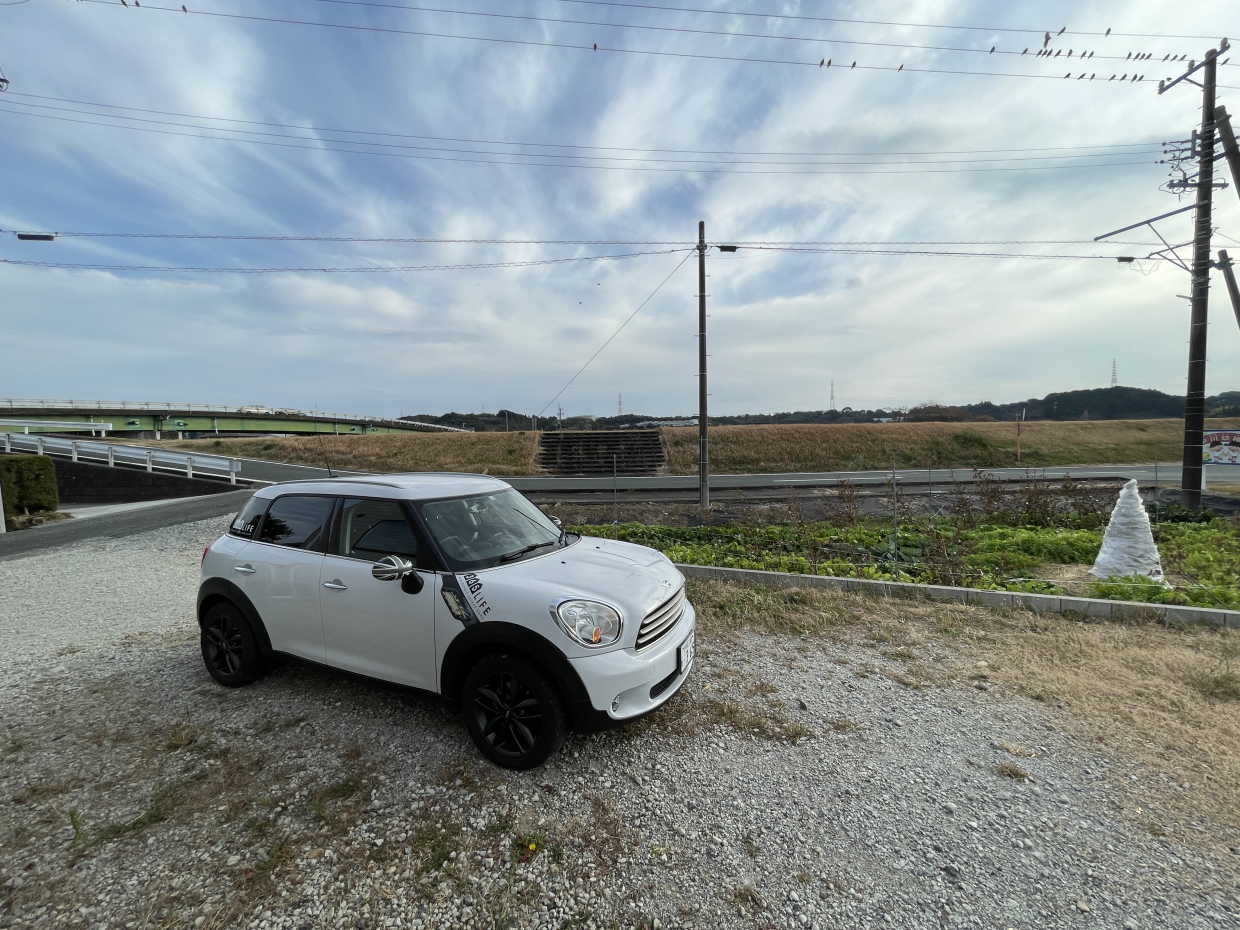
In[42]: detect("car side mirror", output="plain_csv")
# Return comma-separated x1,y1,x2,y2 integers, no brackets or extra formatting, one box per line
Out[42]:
401,572,425,595
372,555,414,581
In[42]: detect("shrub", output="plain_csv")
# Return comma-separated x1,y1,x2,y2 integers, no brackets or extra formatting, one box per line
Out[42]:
1,455,59,523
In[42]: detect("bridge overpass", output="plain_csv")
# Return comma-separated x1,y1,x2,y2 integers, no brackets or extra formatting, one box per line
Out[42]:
0,399,467,438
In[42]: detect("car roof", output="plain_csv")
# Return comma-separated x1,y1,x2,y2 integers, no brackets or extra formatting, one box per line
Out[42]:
255,472,512,501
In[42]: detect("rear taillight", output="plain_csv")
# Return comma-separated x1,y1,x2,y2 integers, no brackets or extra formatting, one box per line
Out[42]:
202,545,210,566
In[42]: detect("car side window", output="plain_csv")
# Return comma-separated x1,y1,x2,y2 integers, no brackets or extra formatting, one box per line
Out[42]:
229,495,269,539
336,498,418,562
257,495,334,551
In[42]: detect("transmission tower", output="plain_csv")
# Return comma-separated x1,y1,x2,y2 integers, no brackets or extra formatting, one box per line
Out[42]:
1111,359,1117,388
829,380,836,410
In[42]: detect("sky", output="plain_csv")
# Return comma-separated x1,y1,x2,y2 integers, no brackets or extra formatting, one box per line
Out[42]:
1,0,1239,420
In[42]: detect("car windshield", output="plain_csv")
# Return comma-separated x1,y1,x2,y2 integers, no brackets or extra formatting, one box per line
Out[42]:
414,489,567,570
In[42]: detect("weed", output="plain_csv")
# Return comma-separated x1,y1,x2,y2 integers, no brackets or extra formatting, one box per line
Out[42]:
794,871,812,885
827,718,859,732
743,835,760,857
320,778,362,801
994,763,1030,782
162,719,202,752
512,833,546,864
247,837,294,885
68,808,86,845
730,883,766,910
93,782,178,845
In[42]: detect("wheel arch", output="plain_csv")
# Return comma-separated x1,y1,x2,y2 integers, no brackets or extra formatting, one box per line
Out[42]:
196,577,274,655
440,622,595,729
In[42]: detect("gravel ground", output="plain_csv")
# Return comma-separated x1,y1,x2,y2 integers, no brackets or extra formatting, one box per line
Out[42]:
1,518,1238,930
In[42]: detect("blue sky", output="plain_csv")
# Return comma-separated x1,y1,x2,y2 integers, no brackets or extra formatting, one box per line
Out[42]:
2,0,1238,419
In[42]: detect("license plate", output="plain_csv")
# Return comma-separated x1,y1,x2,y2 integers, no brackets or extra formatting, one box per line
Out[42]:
678,630,695,674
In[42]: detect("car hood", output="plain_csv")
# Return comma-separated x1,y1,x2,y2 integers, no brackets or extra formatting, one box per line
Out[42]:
461,536,684,642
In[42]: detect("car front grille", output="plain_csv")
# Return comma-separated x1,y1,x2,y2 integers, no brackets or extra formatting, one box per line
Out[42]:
636,585,685,651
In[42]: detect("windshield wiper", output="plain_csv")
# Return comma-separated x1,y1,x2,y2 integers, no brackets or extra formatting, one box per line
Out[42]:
499,540,557,563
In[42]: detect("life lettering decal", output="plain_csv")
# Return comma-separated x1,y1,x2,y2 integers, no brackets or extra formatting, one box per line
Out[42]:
461,572,492,618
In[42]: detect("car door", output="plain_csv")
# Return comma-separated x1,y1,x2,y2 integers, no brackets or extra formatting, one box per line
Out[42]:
319,497,438,690
231,494,334,663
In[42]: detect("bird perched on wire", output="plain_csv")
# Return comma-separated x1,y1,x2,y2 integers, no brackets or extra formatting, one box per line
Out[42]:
1043,32,1050,49
182,4,187,10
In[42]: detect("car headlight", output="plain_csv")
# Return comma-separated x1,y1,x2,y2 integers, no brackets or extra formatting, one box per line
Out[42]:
551,599,622,647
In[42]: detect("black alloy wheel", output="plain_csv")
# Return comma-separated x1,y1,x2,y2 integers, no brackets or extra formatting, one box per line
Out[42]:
462,654,565,769
201,602,264,687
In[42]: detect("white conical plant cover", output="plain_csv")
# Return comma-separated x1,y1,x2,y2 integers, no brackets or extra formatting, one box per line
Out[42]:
1089,479,1164,580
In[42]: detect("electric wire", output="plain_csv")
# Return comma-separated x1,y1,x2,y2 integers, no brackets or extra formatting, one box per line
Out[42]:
0,230,1163,246
0,248,692,274
294,0,1192,64
0,104,1160,174
0,249,1163,273
75,0,1160,82
2,92,1169,159
549,0,1240,43
0,97,1164,166
538,250,694,418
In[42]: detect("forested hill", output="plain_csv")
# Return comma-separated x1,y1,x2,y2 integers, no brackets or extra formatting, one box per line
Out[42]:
403,387,1240,430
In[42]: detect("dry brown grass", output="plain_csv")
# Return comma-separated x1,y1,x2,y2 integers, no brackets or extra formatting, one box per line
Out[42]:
123,417,1240,477
686,576,1240,854
663,418,1240,475
163,431,539,476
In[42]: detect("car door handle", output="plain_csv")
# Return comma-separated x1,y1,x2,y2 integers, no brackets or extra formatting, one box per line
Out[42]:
323,580,348,590
234,564,256,574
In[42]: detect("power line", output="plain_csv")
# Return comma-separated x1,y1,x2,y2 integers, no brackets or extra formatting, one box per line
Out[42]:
0,248,1161,272
3,92,1168,159
740,246,1156,260
75,0,1158,83
549,0,1240,43
0,97,1163,166
538,251,694,417
0,248,691,273
294,0,1194,64
0,230,1163,246
0,104,1160,174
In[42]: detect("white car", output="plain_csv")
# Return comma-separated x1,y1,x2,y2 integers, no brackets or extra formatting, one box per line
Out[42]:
197,474,695,769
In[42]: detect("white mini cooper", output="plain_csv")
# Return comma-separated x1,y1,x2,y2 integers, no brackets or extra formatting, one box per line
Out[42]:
198,474,695,769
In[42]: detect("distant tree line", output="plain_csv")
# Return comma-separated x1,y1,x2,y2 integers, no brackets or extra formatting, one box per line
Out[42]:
401,387,1240,432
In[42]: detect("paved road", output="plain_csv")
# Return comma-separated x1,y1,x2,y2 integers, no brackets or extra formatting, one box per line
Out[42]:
0,490,251,561
224,456,1198,491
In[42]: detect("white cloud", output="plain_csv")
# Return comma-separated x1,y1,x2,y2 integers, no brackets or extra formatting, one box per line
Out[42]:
1,0,1238,417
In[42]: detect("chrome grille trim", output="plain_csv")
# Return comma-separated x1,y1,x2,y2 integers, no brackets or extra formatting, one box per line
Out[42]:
636,585,685,650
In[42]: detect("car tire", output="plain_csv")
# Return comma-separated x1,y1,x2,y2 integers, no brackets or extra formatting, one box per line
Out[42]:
201,602,265,687
461,653,566,770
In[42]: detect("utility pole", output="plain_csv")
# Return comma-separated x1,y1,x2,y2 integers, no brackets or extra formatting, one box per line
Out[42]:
1219,251,1240,333
1164,47,1222,509
1110,359,1117,388
697,220,709,510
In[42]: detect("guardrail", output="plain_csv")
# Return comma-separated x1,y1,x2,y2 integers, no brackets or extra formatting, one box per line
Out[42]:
2,432,242,483
0,399,470,433
0,418,113,435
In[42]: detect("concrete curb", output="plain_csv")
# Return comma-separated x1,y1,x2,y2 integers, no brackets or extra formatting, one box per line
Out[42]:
673,563,1240,629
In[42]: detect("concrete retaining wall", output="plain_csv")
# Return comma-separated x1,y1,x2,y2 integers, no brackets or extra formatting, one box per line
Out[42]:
675,563,1240,629
18,455,254,504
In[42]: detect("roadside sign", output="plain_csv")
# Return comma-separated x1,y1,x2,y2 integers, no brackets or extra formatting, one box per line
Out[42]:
1203,430,1240,463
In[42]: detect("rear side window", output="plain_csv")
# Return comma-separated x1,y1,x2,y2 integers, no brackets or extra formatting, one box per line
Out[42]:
336,498,418,561
258,495,334,551
229,496,269,539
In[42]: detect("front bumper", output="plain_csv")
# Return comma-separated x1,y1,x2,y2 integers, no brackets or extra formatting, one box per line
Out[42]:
567,602,695,728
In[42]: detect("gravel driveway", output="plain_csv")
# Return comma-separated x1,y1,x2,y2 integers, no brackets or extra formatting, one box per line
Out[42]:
0,518,1237,930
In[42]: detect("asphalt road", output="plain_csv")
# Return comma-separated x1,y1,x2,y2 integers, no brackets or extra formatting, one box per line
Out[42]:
226,456,1196,492
0,490,252,561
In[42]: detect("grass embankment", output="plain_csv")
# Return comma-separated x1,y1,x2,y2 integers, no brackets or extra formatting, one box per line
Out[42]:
686,577,1240,851
159,417,1240,475
663,418,1240,474
577,519,1240,609
164,431,539,476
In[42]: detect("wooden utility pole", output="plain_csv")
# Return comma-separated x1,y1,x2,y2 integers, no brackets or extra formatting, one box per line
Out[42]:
697,221,709,510
1219,250,1240,332
1178,49,1220,509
